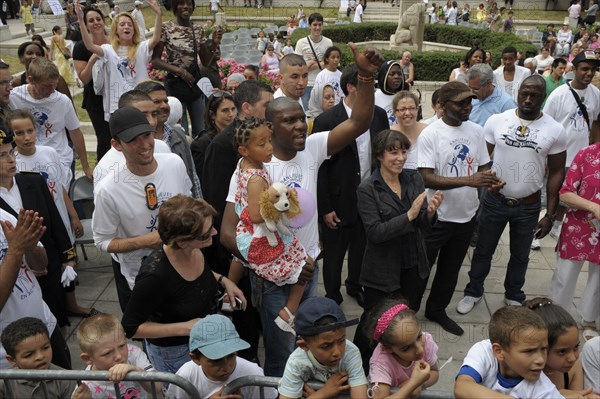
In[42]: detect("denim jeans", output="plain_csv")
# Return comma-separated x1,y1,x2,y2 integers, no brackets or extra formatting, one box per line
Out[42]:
181,94,205,137
145,340,190,373
249,262,318,377
465,192,541,302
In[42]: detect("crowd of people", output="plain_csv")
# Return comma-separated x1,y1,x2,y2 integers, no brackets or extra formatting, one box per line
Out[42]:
0,0,599,398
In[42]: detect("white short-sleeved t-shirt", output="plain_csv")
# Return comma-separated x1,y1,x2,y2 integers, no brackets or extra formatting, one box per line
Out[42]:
0,209,56,370
375,89,397,126
80,345,153,398
16,146,74,243
484,109,567,198
9,85,79,179
92,153,192,288
417,119,490,223
226,132,330,259
458,340,564,399
353,3,363,22
166,357,278,399
278,340,367,398
294,36,334,86
314,69,343,105
99,41,151,115
543,83,600,166
93,139,171,192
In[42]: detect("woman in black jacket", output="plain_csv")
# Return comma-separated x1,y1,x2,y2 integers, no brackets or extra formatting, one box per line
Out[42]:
353,130,443,371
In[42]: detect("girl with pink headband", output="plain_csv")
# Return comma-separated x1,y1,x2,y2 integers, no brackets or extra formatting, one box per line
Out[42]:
366,299,440,399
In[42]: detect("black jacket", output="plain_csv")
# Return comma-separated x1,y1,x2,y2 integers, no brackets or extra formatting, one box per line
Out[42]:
0,172,75,263
357,169,434,292
314,102,389,225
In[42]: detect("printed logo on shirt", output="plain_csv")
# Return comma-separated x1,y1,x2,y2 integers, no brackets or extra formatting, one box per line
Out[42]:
144,191,174,232
501,124,542,153
446,139,475,177
31,110,53,138
117,58,136,79
14,265,36,300
569,108,588,131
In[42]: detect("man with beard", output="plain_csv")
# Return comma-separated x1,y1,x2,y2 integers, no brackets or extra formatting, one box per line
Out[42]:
457,75,566,314
414,81,503,336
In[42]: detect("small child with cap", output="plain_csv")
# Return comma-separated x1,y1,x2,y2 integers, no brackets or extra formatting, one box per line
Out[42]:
166,314,277,399
278,297,368,399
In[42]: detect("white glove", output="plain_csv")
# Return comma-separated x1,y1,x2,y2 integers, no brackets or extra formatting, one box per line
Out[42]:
61,265,77,288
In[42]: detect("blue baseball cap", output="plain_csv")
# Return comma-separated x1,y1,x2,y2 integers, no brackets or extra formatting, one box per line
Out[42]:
294,297,359,336
189,315,250,360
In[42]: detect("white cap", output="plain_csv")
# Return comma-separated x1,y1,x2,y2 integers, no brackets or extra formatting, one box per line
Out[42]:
134,1,143,5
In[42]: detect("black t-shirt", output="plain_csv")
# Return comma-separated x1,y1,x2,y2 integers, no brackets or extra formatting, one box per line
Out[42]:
72,40,104,112
122,248,220,347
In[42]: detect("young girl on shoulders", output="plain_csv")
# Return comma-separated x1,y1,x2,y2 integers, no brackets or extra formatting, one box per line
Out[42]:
366,299,440,399
314,46,344,105
75,0,162,120
232,117,307,334
523,298,600,399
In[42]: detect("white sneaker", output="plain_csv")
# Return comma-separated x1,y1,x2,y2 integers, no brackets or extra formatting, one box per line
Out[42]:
549,222,562,240
504,297,522,306
531,238,540,250
457,296,482,314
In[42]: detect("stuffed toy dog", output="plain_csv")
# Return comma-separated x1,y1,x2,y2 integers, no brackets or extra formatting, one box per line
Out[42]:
259,182,302,246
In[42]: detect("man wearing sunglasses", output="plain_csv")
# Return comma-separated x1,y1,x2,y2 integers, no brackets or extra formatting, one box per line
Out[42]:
93,106,192,312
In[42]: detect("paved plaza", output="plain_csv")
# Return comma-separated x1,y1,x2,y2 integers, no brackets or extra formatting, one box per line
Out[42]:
67,227,591,393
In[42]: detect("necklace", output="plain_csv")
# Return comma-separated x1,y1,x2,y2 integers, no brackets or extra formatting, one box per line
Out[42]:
516,110,542,137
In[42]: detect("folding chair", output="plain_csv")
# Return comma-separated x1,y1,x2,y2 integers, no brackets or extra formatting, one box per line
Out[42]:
68,176,94,260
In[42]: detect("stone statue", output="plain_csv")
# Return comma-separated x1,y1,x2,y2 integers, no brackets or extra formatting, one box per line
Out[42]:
391,2,427,50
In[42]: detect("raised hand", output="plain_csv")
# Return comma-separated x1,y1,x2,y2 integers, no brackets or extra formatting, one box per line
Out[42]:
348,42,384,76
146,0,161,14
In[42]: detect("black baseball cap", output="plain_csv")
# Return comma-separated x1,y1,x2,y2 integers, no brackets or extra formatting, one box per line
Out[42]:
109,107,155,143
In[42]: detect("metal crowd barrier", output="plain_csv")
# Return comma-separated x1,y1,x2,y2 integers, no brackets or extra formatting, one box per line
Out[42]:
0,369,199,399
222,375,455,399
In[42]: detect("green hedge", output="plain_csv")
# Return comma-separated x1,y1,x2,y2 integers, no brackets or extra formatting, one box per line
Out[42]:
290,22,538,80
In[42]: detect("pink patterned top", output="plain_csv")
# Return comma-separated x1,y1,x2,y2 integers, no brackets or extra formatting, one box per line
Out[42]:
558,143,600,264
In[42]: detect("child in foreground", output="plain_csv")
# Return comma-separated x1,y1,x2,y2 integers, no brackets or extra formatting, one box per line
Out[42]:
0,317,87,398
278,296,368,399
524,297,600,399
367,299,439,399
76,313,160,398
166,314,277,399
455,305,564,399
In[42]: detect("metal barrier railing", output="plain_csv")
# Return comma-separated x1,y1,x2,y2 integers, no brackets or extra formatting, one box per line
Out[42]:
0,369,200,399
222,375,455,399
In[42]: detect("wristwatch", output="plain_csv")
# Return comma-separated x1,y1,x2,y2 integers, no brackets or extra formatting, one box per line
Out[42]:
545,213,556,222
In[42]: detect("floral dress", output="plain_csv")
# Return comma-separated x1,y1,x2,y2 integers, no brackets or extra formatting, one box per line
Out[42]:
558,143,600,264
234,160,306,286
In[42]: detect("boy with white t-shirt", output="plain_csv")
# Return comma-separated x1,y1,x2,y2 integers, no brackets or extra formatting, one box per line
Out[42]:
166,315,277,399
92,107,192,312
9,109,79,243
8,58,93,181
455,306,564,399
